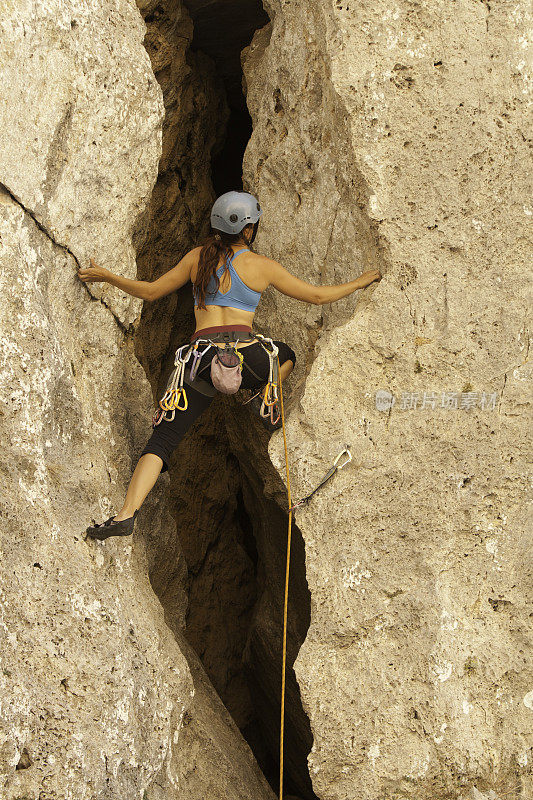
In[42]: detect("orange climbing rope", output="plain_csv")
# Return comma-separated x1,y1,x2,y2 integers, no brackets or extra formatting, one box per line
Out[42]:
275,361,352,798
277,356,292,800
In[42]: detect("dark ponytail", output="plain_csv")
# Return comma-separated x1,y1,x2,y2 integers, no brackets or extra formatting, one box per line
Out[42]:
194,227,251,310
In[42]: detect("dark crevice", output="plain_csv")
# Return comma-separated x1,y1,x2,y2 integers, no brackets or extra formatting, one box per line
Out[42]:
183,0,269,193
235,487,259,568
136,3,318,798
211,104,253,194
233,455,316,799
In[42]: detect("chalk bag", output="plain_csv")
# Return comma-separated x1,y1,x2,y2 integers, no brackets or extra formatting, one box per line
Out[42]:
210,346,244,394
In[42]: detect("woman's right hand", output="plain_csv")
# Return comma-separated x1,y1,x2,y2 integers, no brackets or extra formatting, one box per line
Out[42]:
359,270,382,288
77,258,112,284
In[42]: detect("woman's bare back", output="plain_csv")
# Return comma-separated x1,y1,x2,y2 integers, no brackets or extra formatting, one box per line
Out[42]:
191,246,268,334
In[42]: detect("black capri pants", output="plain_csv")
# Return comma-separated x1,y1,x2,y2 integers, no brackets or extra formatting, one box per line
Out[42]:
139,340,296,472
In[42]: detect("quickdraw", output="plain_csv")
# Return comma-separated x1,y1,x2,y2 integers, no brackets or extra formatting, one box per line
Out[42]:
289,446,352,512
157,344,192,421
253,334,280,425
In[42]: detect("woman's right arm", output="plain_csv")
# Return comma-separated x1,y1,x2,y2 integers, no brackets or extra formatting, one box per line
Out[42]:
78,249,199,300
264,257,381,304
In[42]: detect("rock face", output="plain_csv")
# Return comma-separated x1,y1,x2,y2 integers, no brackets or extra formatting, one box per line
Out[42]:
0,2,275,798
1,0,531,798
242,1,532,798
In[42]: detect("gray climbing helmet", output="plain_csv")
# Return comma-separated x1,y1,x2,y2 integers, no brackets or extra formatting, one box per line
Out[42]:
210,190,263,234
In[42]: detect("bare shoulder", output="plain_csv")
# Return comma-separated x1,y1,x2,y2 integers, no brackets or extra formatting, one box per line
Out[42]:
252,252,277,264
250,251,282,273
183,245,203,267
244,252,283,290
189,245,203,261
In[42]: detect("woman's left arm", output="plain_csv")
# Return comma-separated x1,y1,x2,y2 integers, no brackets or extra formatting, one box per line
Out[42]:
77,248,200,301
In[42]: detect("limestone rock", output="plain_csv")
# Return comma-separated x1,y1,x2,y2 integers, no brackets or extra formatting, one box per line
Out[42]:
243,1,532,797
0,2,276,798
0,0,164,327
0,186,190,797
1,0,531,796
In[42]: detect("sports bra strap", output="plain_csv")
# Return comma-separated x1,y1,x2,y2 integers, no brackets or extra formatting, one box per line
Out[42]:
218,247,249,274
195,247,260,311
229,248,249,261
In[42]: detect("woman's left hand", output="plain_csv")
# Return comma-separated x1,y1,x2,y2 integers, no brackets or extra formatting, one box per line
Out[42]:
77,258,111,284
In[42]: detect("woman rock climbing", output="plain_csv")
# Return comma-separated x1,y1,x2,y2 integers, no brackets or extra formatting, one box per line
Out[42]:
78,190,381,540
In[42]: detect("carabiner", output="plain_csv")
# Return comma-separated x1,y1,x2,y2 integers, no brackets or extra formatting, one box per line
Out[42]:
160,388,180,411
333,446,352,470
175,344,192,365
190,343,211,380
159,393,172,411
175,387,188,411
261,382,279,409
270,402,281,425
152,407,164,427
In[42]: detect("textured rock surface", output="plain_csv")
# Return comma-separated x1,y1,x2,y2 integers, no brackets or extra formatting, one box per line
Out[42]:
1,0,531,798
243,1,532,798
0,0,163,327
0,156,193,800
0,2,275,798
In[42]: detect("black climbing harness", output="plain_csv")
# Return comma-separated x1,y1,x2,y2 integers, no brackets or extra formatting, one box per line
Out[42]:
152,330,281,426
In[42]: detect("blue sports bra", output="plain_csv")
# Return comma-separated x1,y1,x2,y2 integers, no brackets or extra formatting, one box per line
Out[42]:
192,248,262,313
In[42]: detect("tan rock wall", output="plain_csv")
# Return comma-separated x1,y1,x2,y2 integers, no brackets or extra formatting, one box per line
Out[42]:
243,2,532,797
0,2,275,798
1,0,530,797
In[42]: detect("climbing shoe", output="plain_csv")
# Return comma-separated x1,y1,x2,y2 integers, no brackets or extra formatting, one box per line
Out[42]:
85,509,139,541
